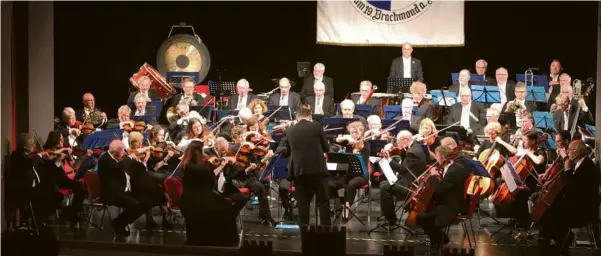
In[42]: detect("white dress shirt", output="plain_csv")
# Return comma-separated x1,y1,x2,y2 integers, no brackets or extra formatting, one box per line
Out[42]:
497,82,508,103
563,110,569,130
402,57,412,78
442,161,453,178
460,102,472,129
109,152,131,192
236,95,248,110
515,99,525,127
314,97,324,115
135,110,146,116
279,94,289,106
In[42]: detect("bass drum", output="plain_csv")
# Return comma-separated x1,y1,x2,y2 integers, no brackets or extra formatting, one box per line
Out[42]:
156,34,211,85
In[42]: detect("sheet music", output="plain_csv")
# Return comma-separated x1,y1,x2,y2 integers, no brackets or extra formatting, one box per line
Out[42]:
217,172,226,193
326,163,338,171
378,158,398,184
500,164,519,192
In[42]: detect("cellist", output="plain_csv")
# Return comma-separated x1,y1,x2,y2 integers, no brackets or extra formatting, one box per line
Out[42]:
537,140,599,255
416,145,470,248
475,122,517,181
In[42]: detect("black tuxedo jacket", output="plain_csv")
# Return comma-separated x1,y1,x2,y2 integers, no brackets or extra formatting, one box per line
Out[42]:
127,90,161,103
305,96,336,117
285,119,330,179
490,81,516,102
388,57,424,82
268,92,302,114
552,100,594,132
390,143,427,189
499,100,537,127
557,157,600,227
349,94,381,116
432,161,470,227
448,81,478,96
547,84,561,109
171,93,207,108
300,76,334,102
393,101,434,132
445,102,487,134
227,93,258,110
97,153,127,203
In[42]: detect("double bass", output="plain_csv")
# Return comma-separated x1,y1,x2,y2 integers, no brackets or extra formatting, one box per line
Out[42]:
530,151,566,221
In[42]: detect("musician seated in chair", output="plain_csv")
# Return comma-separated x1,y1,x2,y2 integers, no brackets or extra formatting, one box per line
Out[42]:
75,93,108,129
500,82,536,128
55,107,85,147
133,93,158,125
448,69,476,95
331,121,370,222
350,80,381,116
408,81,433,131
444,87,487,136
378,130,427,226
146,125,179,183
335,100,367,128
41,131,86,226
474,59,496,85
414,118,441,162
305,81,336,117
475,122,517,180
552,91,594,133
537,140,599,255
364,115,391,141
128,75,160,104
513,112,544,153
171,78,206,108
105,105,132,130
177,118,208,152
248,99,268,123
268,77,302,115
416,145,470,248
228,79,258,110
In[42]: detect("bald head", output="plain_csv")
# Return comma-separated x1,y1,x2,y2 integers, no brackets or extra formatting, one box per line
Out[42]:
108,139,125,160
83,93,95,108
458,69,470,86
402,42,413,58
279,77,291,95
495,67,508,84
567,140,587,161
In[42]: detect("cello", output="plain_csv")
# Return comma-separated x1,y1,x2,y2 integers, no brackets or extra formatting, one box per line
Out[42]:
404,164,442,229
530,151,566,222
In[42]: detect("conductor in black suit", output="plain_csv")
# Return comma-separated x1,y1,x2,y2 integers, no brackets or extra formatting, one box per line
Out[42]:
445,87,487,135
388,42,424,82
227,79,258,110
127,75,161,103
417,145,470,247
170,78,207,108
268,77,302,115
349,81,381,116
284,107,331,226
300,63,334,102
304,81,336,117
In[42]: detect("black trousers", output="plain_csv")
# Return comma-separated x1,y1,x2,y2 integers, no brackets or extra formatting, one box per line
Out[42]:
379,180,409,221
56,177,85,219
294,173,331,226
279,179,292,210
106,192,155,226
329,175,368,205
510,189,532,229
246,177,271,218
416,208,445,244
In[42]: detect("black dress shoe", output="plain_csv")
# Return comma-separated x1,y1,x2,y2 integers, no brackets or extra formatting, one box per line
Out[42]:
112,220,130,238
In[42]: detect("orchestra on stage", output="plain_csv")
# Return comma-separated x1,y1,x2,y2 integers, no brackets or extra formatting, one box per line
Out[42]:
4,44,599,254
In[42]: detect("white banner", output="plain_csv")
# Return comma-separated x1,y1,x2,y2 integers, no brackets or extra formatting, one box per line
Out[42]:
317,0,465,46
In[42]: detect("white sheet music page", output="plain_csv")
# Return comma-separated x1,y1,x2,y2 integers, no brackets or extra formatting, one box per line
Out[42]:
500,164,519,192
378,158,398,184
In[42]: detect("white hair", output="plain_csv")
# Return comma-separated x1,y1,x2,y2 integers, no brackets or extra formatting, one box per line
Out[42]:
134,92,148,102
459,87,472,96
62,107,75,120
340,99,355,109
236,79,249,89
279,77,290,87
487,108,500,117
313,81,325,90
397,130,413,140
366,115,381,125
559,73,571,81
459,69,471,77
314,63,325,70
476,59,488,67
360,81,372,90
238,107,253,121
176,103,189,113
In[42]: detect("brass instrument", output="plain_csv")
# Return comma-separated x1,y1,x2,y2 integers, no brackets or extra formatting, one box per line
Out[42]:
506,99,525,113
85,108,106,128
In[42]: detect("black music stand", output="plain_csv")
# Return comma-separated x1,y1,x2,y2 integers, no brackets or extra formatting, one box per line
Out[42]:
387,78,413,94
320,117,359,136
435,125,467,144
381,119,411,136
208,80,236,110
268,105,293,121
326,152,367,225
471,85,501,105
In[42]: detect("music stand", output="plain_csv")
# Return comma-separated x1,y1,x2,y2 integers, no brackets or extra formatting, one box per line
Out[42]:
471,85,501,104
368,140,389,156
337,104,373,119
326,152,367,225
297,62,311,78
268,105,293,121
533,111,554,130
516,74,550,92
387,78,413,94
166,72,200,89
82,129,124,150
451,73,485,85
383,105,401,120
436,125,467,144
215,110,239,121
430,90,458,106
321,117,359,136
191,105,214,122
208,80,236,110
526,86,548,103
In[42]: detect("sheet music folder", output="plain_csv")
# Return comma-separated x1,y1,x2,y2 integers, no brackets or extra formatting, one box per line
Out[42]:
533,111,554,129
430,90,458,106
208,80,236,96
268,105,292,121
471,85,501,103
326,152,367,176
526,86,547,103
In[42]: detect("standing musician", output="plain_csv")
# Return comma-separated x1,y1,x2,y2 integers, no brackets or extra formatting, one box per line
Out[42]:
284,107,331,226
5,133,63,227
493,67,515,104
331,121,370,221
336,100,367,127
408,81,433,131
388,42,424,82
445,87,487,136
413,118,441,162
538,140,599,255
350,81,381,115
128,75,160,103
268,77,302,114
416,145,470,248
75,93,108,129
501,82,536,128
97,140,156,238
546,60,563,107
300,63,334,101
171,78,206,108
176,118,208,152
305,81,336,116
448,69,474,95
248,99,268,122
364,115,391,141
42,130,86,225
179,140,239,247
228,79,257,110
378,130,427,226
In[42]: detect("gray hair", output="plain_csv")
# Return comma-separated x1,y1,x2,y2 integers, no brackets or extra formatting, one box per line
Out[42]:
236,79,250,89
476,59,488,67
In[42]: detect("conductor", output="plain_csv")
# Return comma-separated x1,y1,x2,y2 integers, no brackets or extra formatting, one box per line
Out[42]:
285,107,331,226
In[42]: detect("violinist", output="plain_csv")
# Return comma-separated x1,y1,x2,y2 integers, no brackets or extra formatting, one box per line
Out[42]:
408,81,433,131
538,140,599,255
5,133,62,227
378,130,427,226
248,99,268,123
203,137,238,192
364,115,391,141
41,130,86,225
331,121,370,222
55,107,83,147
413,118,441,162
416,145,470,248
105,105,132,130
146,126,179,182
177,117,207,152
336,99,367,128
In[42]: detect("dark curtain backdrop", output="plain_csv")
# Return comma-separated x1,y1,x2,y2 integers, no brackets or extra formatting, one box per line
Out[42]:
54,1,598,118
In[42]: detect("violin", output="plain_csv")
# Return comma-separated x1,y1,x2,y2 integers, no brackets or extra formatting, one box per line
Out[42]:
119,120,135,133
378,143,407,158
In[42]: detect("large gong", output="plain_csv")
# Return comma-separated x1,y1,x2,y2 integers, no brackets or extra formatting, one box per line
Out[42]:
156,33,211,83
